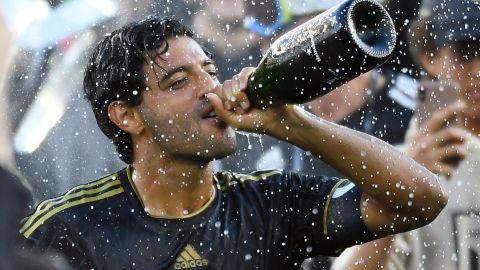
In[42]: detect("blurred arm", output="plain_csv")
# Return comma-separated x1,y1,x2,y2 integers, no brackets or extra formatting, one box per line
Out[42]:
308,71,371,123
331,236,394,270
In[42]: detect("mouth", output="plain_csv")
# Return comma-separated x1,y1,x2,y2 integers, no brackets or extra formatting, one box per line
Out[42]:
198,100,227,127
203,108,218,119
201,105,225,126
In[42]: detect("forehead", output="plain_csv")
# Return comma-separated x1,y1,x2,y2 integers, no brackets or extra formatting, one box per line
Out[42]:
156,37,209,70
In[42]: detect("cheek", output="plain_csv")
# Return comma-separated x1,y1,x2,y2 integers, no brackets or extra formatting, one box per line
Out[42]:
464,106,480,120
460,94,480,119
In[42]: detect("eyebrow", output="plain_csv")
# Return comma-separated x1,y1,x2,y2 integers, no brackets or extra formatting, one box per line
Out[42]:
160,59,216,83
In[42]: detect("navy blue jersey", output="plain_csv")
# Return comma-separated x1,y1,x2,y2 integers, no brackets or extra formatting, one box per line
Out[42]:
20,166,375,269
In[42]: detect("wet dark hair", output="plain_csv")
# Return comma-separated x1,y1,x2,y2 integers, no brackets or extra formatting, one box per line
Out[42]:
83,17,201,164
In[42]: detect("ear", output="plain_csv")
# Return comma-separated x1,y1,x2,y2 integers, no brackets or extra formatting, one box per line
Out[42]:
108,101,145,136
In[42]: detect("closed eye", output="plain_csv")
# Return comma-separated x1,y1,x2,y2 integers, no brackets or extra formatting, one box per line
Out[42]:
169,78,188,90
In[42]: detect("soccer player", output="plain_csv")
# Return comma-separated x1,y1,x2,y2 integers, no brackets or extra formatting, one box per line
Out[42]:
21,17,447,269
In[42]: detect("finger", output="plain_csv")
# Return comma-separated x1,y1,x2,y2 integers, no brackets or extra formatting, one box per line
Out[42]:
236,67,256,109
235,91,251,112
237,67,256,91
221,79,234,110
206,92,224,111
422,101,466,133
439,143,467,159
231,74,241,104
232,75,250,112
211,84,226,103
206,93,233,122
229,75,246,114
430,126,468,146
227,72,250,113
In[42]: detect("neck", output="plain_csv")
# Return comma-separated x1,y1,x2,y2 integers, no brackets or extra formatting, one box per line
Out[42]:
131,153,215,219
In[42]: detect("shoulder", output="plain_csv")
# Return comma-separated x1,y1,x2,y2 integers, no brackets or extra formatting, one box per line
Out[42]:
214,169,339,191
20,170,126,239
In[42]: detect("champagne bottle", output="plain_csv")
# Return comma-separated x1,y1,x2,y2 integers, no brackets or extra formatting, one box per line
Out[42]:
246,0,397,106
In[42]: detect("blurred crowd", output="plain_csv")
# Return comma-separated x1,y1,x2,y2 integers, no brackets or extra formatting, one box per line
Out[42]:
0,0,478,269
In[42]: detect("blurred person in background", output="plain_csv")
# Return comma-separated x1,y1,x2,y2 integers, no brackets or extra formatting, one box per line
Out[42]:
311,0,422,145
19,16,448,269
0,7,69,270
0,0,16,172
5,0,203,202
331,0,480,269
4,0,125,201
0,7,30,269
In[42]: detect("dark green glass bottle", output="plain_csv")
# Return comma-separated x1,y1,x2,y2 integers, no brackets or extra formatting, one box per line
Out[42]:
246,0,397,106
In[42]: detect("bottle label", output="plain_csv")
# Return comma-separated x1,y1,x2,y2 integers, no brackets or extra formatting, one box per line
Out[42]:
270,12,339,61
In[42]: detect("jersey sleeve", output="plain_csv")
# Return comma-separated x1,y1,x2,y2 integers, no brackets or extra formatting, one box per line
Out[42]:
259,171,377,259
20,214,94,269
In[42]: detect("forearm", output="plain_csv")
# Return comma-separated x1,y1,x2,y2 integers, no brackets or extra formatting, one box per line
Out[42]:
269,106,446,218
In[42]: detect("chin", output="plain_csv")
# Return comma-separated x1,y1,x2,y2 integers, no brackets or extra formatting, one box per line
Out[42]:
191,135,237,162
210,140,237,160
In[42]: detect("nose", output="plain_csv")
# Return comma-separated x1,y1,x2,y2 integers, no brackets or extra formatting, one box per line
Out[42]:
197,71,219,99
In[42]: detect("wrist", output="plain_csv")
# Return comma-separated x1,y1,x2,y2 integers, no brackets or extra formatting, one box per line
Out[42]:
265,105,312,141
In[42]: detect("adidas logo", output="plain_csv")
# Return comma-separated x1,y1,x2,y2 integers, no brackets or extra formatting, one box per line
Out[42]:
174,244,208,269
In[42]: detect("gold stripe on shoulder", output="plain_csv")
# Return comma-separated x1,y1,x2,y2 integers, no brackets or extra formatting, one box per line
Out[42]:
323,178,349,236
23,187,124,238
37,173,118,212
233,169,282,182
215,170,282,191
20,173,121,234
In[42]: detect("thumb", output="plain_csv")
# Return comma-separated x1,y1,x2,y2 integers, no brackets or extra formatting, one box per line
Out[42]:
206,93,233,122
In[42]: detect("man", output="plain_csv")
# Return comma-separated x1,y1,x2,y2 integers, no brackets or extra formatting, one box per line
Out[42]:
331,0,480,269
21,17,447,269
